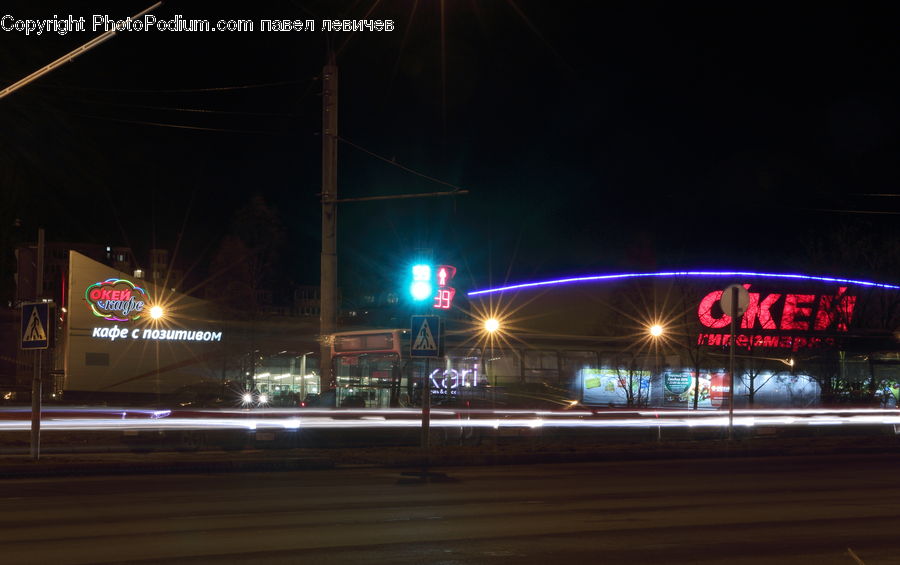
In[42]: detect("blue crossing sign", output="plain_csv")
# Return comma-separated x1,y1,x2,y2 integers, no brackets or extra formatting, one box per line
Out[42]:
21,302,51,350
410,315,441,358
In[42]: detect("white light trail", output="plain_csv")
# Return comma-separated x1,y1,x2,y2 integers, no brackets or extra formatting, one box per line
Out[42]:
0,407,898,433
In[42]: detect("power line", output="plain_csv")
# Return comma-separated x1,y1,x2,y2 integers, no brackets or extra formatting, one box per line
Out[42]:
806,208,900,215
35,79,306,94
338,135,467,192
51,97,305,118
66,109,294,135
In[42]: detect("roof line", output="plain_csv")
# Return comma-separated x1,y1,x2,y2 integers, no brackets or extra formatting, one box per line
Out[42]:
467,271,900,296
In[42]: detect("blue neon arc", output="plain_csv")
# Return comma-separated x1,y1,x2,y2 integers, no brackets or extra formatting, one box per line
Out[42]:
467,271,900,297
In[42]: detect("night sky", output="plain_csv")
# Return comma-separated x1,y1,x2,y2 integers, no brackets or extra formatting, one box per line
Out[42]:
3,1,900,304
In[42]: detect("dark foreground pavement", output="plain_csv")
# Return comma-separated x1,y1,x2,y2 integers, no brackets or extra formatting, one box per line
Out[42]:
3,453,900,564
1,432,899,478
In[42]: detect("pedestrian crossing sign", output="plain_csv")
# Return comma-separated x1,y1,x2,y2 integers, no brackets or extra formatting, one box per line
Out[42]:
21,302,51,350
410,315,441,358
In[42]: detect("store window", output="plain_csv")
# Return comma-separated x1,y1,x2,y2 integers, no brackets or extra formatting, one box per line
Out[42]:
483,349,521,386
561,350,599,389
523,349,559,382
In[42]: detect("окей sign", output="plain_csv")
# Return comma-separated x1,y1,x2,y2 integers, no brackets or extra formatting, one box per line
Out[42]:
85,278,148,322
697,285,857,351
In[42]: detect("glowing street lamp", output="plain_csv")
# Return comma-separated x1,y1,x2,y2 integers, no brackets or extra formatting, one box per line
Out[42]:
648,324,664,338
484,318,501,334
149,305,165,320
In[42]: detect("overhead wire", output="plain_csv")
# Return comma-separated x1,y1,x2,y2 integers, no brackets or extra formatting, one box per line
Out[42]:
42,95,306,118
337,135,467,192
34,79,306,94
14,74,323,134
13,103,295,135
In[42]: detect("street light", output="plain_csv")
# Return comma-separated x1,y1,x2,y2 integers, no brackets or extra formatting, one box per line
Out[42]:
147,304,166,408
481,317,504,407
648,323,666,426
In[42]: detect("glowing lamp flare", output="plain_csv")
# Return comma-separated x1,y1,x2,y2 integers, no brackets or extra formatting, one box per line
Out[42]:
410,263,433,301
484,318,501,333
410,281,433,301
649,324,664,337
149,305,164,320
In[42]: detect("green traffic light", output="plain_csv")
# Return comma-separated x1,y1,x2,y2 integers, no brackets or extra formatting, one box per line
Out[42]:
410,263,432,301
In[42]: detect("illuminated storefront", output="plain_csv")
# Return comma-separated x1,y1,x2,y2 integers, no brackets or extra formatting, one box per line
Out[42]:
64,251,226,402
466,271,900,408
63,251,320,404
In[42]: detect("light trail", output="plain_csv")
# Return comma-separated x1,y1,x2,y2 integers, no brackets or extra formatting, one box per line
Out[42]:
0,407,898,432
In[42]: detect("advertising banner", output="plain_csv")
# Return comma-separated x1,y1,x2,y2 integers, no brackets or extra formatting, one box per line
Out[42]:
582,368,651,406
663,371,728,408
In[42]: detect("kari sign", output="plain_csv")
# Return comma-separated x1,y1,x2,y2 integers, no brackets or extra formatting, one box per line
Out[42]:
429,366,482,390
697,285,857,351
84,278,148,322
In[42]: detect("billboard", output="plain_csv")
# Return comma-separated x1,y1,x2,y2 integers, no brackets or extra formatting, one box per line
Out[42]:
582,368,651,406
663,371,728,408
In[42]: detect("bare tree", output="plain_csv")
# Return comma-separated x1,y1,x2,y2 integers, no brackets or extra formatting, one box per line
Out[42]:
209,195,286,313
802,224,900,404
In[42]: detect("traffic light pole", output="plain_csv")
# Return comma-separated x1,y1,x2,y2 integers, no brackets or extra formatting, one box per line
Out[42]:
318,57,467,404
30,228,44,461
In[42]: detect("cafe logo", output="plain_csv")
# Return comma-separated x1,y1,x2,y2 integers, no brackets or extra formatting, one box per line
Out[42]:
84,278,148,322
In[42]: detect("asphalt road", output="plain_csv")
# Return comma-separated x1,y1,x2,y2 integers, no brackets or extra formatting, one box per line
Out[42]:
2,454,899,564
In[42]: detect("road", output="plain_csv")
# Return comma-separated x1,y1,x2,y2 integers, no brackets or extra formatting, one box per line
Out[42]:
2,405,899,434
2,453,899,564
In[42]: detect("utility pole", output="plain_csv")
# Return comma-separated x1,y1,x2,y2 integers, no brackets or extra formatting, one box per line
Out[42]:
319,53,338,395
316,53,468,405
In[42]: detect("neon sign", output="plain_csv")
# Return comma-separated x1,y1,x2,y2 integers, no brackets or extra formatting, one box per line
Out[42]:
84,278,148,322
697,285,857,351
698,285,856,331
468,271,900,296
429,366,482,390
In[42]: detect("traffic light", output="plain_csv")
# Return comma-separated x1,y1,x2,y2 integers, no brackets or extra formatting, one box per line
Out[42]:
409,263,433,301
433,265,456,310
408,262,457,308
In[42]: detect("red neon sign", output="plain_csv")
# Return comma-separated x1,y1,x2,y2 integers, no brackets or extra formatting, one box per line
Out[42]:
696,285,857,351
698,286,856,332
84,278,148,322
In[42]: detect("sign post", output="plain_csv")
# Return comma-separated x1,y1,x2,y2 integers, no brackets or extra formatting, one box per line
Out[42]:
404,259,455,483
411,315,441,451
21,301,51,461
721,284,749,441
